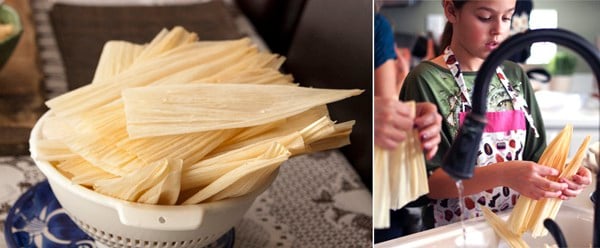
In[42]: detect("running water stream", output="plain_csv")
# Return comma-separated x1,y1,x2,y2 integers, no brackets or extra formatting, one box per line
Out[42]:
455,180,467,247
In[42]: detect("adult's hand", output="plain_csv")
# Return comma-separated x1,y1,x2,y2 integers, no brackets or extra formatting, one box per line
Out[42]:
374,97,414,150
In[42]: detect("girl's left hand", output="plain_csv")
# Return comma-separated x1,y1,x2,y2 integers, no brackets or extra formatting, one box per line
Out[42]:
559,166,592,200
414,102,442,160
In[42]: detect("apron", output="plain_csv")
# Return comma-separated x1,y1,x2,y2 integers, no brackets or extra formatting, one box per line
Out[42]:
433,47,539,226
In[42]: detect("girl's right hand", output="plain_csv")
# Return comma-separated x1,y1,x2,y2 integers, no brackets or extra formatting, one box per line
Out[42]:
501,161,568,200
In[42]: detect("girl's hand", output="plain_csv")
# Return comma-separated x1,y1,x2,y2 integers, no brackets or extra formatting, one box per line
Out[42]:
414,102,442,160
502,161,568,200
559,166,592,200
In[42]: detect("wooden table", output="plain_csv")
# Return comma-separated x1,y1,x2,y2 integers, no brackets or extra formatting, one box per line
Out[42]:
0,0,45,156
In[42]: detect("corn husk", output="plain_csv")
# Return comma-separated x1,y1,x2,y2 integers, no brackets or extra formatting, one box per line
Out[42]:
94,159,182,202
373,101,429,228
482,206,529,248
92,41,145,84
181,143,290,204
508,124,593,238
39,26,360,205
527,135,591,237
56,157,117,187
121,83,362,138
509,124,573,235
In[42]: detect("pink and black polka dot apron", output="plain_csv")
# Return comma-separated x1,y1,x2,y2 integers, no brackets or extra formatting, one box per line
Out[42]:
433,47,539,226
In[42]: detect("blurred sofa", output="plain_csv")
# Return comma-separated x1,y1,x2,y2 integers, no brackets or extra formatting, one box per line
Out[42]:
237,0,373,190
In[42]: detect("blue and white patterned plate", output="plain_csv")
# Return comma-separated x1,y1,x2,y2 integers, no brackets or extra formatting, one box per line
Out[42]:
3,180,235,248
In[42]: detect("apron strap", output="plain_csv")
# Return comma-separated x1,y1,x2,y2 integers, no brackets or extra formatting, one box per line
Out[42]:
443,47,539,138
443,47,472,111
495,67,540,137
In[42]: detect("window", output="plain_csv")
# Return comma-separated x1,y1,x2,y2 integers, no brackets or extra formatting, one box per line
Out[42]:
525,9,558,65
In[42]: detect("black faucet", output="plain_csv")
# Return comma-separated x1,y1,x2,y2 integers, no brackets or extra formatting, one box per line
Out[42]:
441,28,600,246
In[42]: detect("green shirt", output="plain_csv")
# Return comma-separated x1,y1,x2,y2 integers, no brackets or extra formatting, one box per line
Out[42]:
399,60,547,172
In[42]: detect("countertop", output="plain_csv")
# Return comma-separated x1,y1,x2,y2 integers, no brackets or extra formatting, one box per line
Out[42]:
536,90,599,129
542,108,599,128
537,90,599,157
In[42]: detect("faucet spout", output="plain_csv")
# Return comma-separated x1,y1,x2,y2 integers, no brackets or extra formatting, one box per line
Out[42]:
441,113,487,180
441,28,600,246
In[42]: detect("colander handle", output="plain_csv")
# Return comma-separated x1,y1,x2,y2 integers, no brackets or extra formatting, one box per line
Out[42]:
116,204,204,230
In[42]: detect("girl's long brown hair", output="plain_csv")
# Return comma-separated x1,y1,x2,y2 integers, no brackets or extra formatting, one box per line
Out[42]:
439,0,468,49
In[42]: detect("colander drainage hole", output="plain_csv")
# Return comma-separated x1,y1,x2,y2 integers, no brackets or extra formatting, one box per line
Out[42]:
158,216,166,223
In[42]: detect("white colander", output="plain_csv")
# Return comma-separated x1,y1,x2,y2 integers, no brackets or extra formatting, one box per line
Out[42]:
29,112,277,248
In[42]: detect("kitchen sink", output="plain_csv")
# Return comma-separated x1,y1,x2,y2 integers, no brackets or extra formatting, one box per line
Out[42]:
375,202,593,248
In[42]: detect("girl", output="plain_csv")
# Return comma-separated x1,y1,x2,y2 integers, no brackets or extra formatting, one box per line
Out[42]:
400,0,592,227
